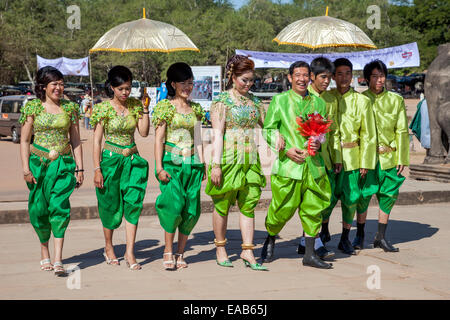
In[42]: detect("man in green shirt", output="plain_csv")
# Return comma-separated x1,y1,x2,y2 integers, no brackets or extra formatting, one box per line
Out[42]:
327,58,377,255
354,60,409,252
261,61,333,269
297,57,340,260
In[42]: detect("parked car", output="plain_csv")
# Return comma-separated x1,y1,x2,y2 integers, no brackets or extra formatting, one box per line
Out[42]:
250,82,284,99
0,95,36,143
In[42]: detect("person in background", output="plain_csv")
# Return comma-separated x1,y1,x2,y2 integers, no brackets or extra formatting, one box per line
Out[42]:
419,98,430,150
409,94,430,153
80,93,92,129
157,82,168,103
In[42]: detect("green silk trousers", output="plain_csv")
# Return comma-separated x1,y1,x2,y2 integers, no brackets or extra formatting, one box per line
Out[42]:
322,169,380,224
322,169,365,225
339,169,366,225
96,141,149,230
155,143,204,235
358,162,405,214
321,168,339,221
205,147,266,218
27,143,76,243
265,164,331,237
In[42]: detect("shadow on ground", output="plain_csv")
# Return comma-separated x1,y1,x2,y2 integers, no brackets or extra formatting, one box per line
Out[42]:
63,219,438,269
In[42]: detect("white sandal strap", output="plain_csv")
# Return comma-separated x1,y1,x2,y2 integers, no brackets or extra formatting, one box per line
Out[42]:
129,263,140,269
40,258,52,265
103,252,119,264
175,254,186,262
53,262,63,267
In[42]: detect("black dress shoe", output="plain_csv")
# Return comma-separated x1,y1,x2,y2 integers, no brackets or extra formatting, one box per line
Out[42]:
373,239,399,252
298,243,334,260
316,246,335,260
261,235,276,262
338,239,356,255
352,235,365,250
297,242,305,255
319,230,331,244
303,253,333,269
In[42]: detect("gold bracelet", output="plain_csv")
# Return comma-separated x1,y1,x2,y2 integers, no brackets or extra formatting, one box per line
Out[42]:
211,162,221,169
23,171,32,176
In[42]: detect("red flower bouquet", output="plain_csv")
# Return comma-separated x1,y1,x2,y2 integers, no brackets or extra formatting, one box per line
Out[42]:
296,112,332,156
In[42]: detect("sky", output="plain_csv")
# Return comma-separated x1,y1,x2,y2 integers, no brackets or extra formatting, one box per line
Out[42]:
229,0,293,9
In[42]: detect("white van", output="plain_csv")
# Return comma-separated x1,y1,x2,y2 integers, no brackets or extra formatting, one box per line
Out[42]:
130,80,148,99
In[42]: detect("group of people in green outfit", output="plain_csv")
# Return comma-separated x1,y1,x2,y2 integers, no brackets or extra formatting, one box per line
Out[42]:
19,53,409,276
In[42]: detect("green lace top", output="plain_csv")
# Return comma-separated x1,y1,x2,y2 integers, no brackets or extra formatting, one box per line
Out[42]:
152,99,206,149
19,99,79,152
90,98,143,146
210,90,264,153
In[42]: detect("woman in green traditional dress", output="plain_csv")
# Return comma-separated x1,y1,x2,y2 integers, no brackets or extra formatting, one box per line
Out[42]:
205,55,284,271
20,66,84,276
91,66,150,271
153,62,206,270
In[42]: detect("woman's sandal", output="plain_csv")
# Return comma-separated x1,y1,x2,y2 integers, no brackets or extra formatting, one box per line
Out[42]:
214,238,233,267
53,261,66,276
103,251,120,266
123,255,141,270
175,253,188,269
163,252,176,271
40,258,53,271
241,243,268,271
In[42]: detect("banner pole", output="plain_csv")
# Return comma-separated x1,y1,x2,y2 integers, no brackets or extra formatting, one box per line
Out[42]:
89,53,94,100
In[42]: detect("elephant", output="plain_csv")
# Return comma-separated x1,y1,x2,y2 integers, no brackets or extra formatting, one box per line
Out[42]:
424,43,450,165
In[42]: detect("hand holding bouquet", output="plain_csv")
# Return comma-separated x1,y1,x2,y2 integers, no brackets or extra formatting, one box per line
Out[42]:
296,112,332,156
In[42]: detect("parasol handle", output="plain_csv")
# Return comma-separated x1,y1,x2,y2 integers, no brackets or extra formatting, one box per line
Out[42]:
326,6,329,16
143,8,146,19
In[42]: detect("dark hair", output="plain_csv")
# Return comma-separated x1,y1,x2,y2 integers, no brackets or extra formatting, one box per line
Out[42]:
225,55,255,90
34,66,64,101
333,58,353,74
363,59,388,82
165,62,194,97
289,61,311,75
105,65,133,98
311,57,334,76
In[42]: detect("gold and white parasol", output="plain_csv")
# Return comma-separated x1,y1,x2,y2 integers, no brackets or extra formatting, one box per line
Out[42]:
90,9,199,53
273,7,376,50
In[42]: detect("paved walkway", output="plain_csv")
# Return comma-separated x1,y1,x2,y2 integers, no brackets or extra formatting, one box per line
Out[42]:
1,97,449,301
1,203,449,300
